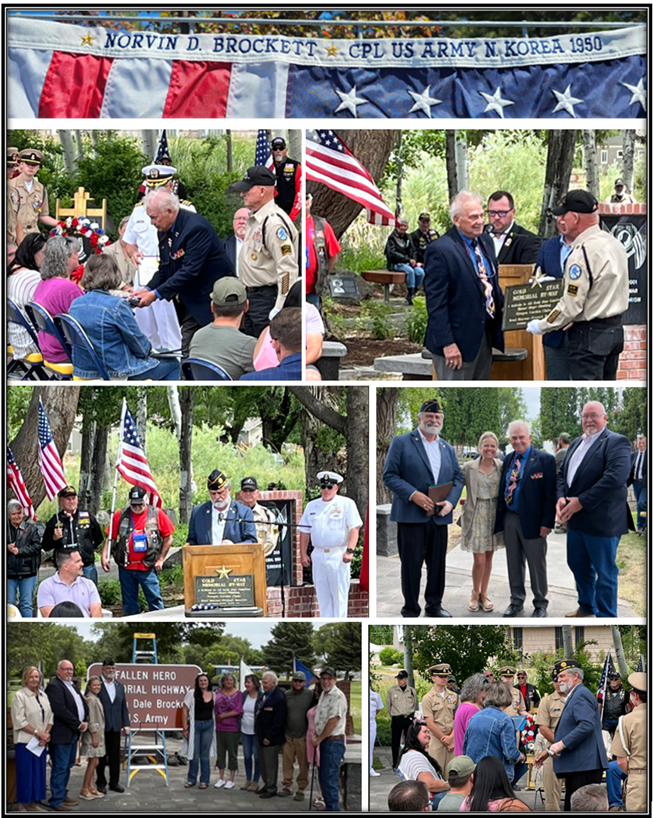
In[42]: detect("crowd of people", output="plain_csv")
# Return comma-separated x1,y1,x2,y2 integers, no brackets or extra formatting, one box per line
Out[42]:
382,398,644,619
377,660,646,813
7,140,314,382
11,662,350,812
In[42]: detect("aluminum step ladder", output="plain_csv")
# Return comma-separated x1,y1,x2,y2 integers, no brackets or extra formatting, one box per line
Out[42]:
125,633,169,787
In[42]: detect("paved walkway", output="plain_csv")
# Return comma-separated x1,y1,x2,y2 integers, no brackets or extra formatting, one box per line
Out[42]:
376,528,639,618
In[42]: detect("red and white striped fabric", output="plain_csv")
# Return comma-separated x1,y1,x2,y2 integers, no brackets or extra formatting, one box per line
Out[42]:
116,406,162,508
7,446,35,519
306,129,397,226
37,399,68,501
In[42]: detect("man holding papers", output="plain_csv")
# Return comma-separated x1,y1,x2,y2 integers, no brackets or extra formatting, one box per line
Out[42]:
382,398,463,618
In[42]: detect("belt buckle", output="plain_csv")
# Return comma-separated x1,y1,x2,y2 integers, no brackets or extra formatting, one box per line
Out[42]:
324,548,331,553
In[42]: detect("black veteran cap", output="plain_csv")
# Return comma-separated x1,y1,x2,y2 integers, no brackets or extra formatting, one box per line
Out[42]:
229,166,277,192
207,469,228,490
395,670,409,680
241,476,258,491
271,137,287,149
58,485,77,498
418,212,431,221
420,398,442,414
551,190,598,215
552,659,581,678
129,485,147,504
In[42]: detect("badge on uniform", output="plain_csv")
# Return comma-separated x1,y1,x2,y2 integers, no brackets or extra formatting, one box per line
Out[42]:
569,264,582,280
276,226,288,241
251,252,258,260
253,230,262,243
172,248,185,260
546,309,561,324
10,190,19,205
280,243,292,256
567,284,579,297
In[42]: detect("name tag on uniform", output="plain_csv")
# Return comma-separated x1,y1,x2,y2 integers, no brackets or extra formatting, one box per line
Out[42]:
133,531,147,552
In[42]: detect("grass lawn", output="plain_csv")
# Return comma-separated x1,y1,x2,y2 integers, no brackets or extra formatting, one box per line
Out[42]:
616,525,647,616
349,679,362,734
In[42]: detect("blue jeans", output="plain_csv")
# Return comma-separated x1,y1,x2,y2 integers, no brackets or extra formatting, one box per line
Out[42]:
129,357,180,381
49,740,78,807
566,529,620,617
241,732,260,782
319,738,345,811
392,263,424,290
82,563,98,586
606,760,626,808
118,566,164,615
632,481,646,531
306,292,321,309
188,719,214,785
7,575,37,617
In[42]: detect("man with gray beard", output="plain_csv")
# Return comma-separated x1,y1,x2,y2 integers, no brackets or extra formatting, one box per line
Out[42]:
382,398,463,618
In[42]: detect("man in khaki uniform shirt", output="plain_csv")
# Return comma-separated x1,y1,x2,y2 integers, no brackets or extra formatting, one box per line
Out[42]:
422,663,458,771
527,189,629,381
535,671,568,812
385,670,417,770
499,666,528,717
609,671,646,813
229,165,298,338
7,148,58,243
238,477,279,556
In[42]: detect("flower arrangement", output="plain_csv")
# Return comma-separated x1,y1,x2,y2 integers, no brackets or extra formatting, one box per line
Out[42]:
50,216,111,252
520,712,537,753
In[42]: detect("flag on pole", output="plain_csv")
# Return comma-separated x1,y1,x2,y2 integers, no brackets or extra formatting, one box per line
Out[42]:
7,446,35,519
293,658,317,685
115,404,162,508
255,129,274,169
635,655,645,672
596,650,616,720
239,657,255,691
37,399,68,500
306,129,397,226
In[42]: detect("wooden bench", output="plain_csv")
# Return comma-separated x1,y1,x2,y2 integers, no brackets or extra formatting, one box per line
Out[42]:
361,270,406,304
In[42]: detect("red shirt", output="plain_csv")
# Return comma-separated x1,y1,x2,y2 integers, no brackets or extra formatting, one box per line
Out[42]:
109,507,174,571
306,215,341,294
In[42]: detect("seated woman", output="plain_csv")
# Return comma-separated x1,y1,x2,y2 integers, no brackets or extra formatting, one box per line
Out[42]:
460,755,531,812
397,719,449,810
7,232,47,359
68,254,180,380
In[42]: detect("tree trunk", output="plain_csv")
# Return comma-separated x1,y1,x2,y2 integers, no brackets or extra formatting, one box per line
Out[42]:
140,130,158,161
455,133,469,191
74,130,85,163
582,130,599,199
9,386,81,512
539,130,577,238
78,418,97,507
376,388,398,504
394,130,404,217
136,387,147,447
288,129,302,162
179,388,195,524
621,129,636,192
299,388,345,493
445,130,458,202
57,130,77,175
344,387,369,518
562,625,573,659
226,129,233,173
611,626,629,678
88,424,109,516
307,130,399,239
167,385,183,441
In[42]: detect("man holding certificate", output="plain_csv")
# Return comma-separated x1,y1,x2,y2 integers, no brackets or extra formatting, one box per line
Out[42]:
382,398,463,618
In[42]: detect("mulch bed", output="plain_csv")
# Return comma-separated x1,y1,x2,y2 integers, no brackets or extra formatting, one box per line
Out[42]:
339,338,422,367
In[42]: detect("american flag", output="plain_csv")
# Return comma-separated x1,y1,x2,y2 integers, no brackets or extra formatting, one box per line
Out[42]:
306,129,397,226
116,405,161,508
7,446,35,519
37,399,68,501
255,130,274,170
596,649,617,719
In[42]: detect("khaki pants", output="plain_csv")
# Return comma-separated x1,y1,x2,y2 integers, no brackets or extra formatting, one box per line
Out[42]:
428,736,454,776
282,736,309,792
543,755,562,811
625,770,646,813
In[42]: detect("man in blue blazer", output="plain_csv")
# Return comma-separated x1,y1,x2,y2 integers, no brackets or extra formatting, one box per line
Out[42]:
629,435,647,534
188,469,258,546
96,658,130,794
382,398,463,617
557,401,631,618
533,659,608,811
132,187,234,355
495,420,557,618
424,191,504,380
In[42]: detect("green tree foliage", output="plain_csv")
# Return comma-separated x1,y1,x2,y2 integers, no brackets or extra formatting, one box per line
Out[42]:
540,387,582,443
612,388,647,440
262,622,316,677
497,388,529,440
316,623,361,678
410,625,513,684
379,647,399,666
443,390,501,448
7,623,92,678
530,641,605,697
89,623,208,664
370,625,394,645
7,386,33,440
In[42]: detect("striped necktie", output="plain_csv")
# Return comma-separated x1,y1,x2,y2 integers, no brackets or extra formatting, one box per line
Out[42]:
471,239,495,317
505,454,522,506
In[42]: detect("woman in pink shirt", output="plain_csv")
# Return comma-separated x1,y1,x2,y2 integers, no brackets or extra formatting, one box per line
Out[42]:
454,673,489,755
213,673,243,790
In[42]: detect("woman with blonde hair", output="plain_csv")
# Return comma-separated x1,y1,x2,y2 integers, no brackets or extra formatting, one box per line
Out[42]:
459,431,505,612
80,676,106,800
11,666,53,812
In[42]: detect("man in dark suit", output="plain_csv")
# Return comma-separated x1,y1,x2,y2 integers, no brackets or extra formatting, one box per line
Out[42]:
132,187,234,355
46,659,89,811
533,659,608,812
223,207,249,277
95,658,130,795
256,671,288,799
424,190,504,380
629,435,647,534
188,469,258,546
495,420,556,618
486,190,541,265
557,401,631,618
382,398,463,618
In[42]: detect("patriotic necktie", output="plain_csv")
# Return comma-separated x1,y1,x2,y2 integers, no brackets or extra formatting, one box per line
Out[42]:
505,454,522,506
471,239,495,317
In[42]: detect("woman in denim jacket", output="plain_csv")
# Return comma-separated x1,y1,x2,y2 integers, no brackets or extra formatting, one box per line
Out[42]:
68,255,180,380
462,681,524,783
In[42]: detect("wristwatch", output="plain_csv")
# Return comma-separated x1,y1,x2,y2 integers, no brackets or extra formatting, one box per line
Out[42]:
547,747,555,757
346,548,355,554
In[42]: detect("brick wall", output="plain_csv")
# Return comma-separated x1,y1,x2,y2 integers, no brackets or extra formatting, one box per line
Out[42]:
266,580,368,618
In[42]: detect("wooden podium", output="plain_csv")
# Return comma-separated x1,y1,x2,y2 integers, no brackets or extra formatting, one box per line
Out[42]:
182,542,268,616
493,264,546,381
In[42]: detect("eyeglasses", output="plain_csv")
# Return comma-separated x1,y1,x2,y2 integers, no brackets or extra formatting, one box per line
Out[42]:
581,413,604,420
488,210,512,218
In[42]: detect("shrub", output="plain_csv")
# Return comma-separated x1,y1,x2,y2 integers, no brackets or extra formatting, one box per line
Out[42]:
379,647,398,666
97,579,122,606
405,296,428,345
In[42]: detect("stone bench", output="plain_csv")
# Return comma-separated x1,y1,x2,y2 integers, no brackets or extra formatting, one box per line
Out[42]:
373,347,529,380
315,340,348,381
361,270,406,304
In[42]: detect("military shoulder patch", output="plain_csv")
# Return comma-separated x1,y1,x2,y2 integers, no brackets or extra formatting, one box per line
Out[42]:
276,226,288,241
280,244,292,256
546,309,561,324
567,284,579,297
568,264,582,280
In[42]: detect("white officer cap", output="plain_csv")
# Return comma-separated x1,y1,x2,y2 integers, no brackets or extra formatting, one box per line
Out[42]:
318,471,343,487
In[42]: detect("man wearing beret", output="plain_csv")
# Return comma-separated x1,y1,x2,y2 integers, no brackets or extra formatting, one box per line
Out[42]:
188,470,258,546
607,671,646,813
527,189,629,380
382,398,463,617
421,663,458,773
7,148,58,243
533,659,608,811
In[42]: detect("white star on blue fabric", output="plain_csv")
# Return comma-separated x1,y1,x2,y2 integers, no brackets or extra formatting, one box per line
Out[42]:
407,86,442,117
334,86,368,117
480,86,514,118
551,85,583,117
622,78,646,112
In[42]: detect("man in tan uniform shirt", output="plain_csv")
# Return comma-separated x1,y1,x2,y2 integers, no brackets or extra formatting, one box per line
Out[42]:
609,671,647,813
385,670,417,770
421,663,458,772
527,189,629,381
498,666,528,717
7,148,58,243
535,672,568,812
